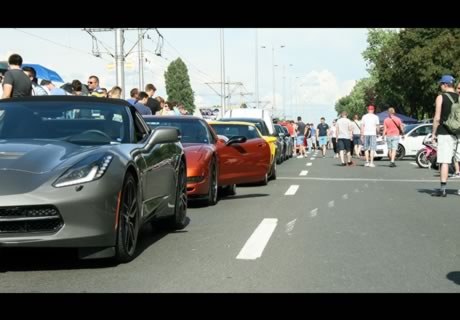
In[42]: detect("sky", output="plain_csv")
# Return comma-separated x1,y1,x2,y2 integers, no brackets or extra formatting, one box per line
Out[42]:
0,28,370,124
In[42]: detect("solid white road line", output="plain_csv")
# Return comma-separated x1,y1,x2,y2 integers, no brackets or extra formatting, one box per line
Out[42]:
306,163,313,166
277,177,451,183
285,185,300,195
236,218,278,260
299,170,309,176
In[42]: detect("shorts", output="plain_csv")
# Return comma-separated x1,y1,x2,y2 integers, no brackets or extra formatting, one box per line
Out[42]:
318,136,328,146
337,138,351,152
437,134,460,164
296,136,304,146
363,135,377,151
386,136,399,150
352,134,361,145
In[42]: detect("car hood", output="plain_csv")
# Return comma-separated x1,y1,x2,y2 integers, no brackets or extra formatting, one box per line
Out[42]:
183,144,206,163
0,140,101,174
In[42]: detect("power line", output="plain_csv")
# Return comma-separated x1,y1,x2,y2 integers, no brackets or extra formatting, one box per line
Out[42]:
13,28,111,62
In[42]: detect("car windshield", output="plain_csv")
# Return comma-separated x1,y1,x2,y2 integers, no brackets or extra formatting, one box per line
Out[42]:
220,118,270,136
210,124,260,140
145,118,210,144
0,101,130,145
403,124,418,134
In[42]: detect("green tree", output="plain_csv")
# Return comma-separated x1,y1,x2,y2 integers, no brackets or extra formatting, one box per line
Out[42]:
373,28,460,119
335,78,377,117
164,58,196,113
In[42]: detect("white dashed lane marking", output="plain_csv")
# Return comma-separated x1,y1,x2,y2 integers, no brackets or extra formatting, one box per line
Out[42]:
310,208,318,218
306,163,312,166
285,219,297,234
299,170,309,176
342,194,349,200
236,218,278,260
284,185,300,195
328,200,335,208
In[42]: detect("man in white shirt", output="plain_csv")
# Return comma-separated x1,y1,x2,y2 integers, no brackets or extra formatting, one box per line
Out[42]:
361,105,380,167
336,111,353,166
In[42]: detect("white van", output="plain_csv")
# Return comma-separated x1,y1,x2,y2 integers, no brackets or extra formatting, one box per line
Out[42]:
222,108,275,135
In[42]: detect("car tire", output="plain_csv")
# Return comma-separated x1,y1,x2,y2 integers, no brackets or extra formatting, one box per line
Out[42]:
115,173,140,263
168,160,188,229
207,159,218,206
222,184,237,196
269,161,277,181
396,144,405,160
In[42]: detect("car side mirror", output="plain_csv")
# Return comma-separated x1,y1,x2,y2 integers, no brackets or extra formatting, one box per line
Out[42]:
148,126,180,147
226,135,247,146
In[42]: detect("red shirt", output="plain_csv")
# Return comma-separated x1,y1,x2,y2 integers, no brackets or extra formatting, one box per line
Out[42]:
285,123,295,135
383,116,402,136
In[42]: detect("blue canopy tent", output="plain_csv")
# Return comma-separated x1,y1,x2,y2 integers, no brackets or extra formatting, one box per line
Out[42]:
21,63,64,83
376,111,418,124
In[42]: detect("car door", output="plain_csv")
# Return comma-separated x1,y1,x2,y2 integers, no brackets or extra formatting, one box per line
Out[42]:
132,112,172,218
215,124,271,185
407,125,432,155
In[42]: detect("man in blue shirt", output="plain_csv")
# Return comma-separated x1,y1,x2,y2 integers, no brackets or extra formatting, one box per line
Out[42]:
133,92,152,115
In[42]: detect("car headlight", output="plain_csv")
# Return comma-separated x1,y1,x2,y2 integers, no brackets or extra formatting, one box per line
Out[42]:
53,154,114,188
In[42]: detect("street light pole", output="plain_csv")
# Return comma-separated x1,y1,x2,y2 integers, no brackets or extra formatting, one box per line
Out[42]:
255,29,259,109
220,28,226,118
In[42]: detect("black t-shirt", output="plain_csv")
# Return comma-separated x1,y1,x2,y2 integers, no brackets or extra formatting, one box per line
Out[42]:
146,97,161,114
296,121,306,135
3,69,32,98
317,123,329,136
438,92,460,135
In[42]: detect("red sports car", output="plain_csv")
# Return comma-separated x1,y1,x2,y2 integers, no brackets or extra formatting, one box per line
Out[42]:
144,116,271,205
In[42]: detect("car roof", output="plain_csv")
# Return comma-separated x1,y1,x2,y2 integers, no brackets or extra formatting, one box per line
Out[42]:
143,115,204,121
208,121,258,127
220,117,265,122
0,95,132,107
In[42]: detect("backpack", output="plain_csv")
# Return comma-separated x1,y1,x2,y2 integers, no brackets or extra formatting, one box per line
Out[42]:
443,93,460,134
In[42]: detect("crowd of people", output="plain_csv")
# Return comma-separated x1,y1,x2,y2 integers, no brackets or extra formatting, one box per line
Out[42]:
0,53,190,117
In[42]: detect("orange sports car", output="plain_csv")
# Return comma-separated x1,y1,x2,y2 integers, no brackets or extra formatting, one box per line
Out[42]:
143,116,271,205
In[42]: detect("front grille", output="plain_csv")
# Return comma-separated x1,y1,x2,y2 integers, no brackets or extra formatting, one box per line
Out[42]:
0,205,63,233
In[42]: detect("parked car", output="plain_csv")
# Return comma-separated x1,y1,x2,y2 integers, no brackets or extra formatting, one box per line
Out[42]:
396,123,432,159
274,124,291,161
280,125,294,159
0,96,187,262
223,108,275,135
144,116,272,204
219,117,279,179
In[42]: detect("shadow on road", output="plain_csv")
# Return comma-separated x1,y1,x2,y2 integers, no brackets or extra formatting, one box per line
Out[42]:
446,272,460,285
219,193,269,201
0,219,189,272
416,188,458,196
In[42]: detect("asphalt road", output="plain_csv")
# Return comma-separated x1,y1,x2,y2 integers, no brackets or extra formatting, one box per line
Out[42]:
1,150,460,292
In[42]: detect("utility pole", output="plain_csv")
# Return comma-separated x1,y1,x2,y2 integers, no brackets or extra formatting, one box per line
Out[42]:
255,29,259,109
220,29,226,118
115,28,125,98
83,28,150,99
138,28,144,90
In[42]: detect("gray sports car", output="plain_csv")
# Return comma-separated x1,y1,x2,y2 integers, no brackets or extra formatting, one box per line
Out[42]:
0,96,187,263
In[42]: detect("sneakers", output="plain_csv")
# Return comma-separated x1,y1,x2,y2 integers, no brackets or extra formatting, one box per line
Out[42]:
364,162,370,167
347,161,353,166
297,155,304,159
389,162,396,168
432,189,447,197
341,162,346,166
369,163,376,168
451,173,460,178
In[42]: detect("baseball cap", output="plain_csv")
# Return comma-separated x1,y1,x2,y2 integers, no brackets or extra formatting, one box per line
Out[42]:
439,75,455,84
367,105,375,111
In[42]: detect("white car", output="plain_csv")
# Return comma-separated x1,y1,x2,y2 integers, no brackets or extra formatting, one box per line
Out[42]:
396,123,432,159
359,135,388,160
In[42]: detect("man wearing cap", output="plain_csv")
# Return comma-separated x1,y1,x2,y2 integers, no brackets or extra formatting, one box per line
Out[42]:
361,105,380,167
431,75,460,197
